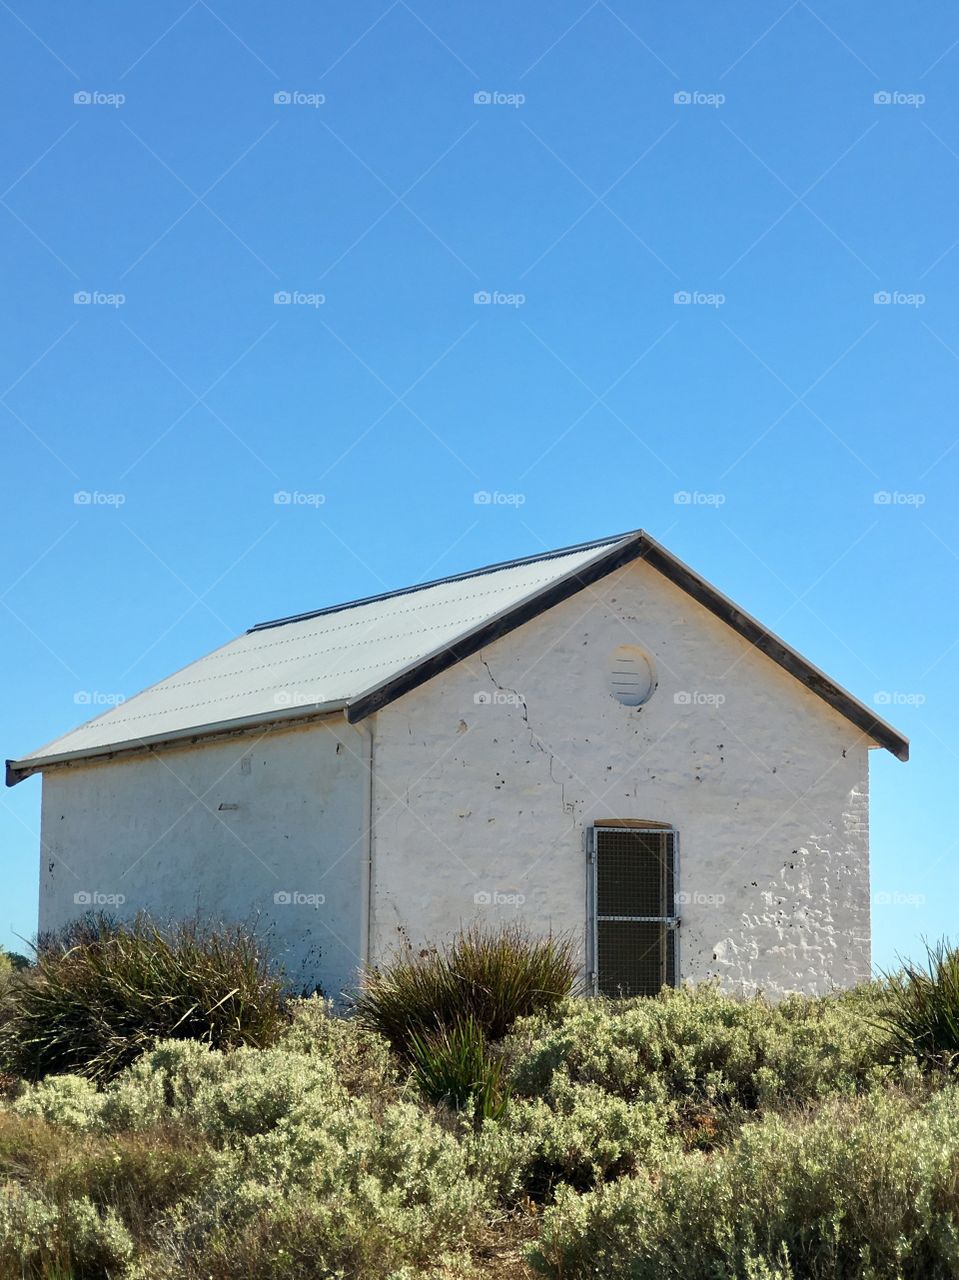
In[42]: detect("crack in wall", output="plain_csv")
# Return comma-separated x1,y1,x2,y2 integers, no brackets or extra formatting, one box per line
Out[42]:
480,655,570,808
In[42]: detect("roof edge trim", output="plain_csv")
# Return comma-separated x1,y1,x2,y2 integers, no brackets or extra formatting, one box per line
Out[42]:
248,531,638,632
637,535,909,762
6,701,348,786
346,532,647,723
347,531,908,761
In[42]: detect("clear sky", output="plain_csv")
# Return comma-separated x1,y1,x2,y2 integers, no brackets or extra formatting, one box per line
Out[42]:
1,1,956,971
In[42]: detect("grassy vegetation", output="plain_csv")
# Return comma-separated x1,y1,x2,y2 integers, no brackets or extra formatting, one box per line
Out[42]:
0,915,287,1082
1,922,959,1278
355,924,577,1048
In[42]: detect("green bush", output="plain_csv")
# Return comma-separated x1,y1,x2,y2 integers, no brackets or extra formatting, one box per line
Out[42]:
531,1082,959,1279
506,982,894,1113
0,915,287,1082
480,1078,678,1202
7,1037,496,1280
879,938,959,1066
277,998,398,1104
0,1186,135,1279
408,1015,510,1120
356,924,576,1052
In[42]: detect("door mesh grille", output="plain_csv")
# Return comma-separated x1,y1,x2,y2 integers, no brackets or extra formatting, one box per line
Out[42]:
595,828,676,998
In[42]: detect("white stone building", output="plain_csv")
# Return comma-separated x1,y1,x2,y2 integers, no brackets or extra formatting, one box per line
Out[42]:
7,530,908,999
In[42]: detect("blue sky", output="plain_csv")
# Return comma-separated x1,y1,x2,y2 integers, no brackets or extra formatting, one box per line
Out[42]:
1,1,956,970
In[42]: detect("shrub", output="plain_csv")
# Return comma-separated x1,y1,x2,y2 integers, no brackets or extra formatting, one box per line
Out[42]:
506,982,893,1113
0,1186,135,1279
408,1016,510,1120
4,1036,496,1280
480,1079,678,1202
0,915,287,1082
531,1083,959,1279
878,938,959,1066
132,1046,492,1279
356,924,576,1052
278,998,398,1103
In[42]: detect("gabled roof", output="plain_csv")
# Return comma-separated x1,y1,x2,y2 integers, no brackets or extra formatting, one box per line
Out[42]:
6,529,908,785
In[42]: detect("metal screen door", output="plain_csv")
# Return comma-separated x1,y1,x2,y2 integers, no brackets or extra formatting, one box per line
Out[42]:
590,826,678,997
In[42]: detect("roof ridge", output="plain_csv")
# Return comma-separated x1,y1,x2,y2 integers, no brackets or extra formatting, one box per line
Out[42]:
247,530,638,633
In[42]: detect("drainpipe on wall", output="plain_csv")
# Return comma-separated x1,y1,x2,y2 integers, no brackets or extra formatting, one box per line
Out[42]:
356,716,375,970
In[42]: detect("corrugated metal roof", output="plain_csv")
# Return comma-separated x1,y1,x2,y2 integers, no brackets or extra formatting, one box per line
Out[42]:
9,533,634,775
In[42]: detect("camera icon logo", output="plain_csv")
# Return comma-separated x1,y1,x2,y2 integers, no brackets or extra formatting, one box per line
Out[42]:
73,891,92,905
673,90,692,105
473,690,492,705
273,890,292,905
473,91,492,105
74,91,92,105
274,91,292,105
474,890,492,904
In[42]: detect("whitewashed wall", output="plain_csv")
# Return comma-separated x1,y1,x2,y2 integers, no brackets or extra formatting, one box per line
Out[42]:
370,559,872,997
39,717,367,998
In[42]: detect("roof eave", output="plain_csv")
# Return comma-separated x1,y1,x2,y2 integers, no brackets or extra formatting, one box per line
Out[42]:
5,699,349,786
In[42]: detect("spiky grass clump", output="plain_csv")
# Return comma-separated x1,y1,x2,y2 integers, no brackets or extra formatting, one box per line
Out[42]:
879,938,959,1067
408,1015,511,1120
356,925,577,1052
0,914,287,1082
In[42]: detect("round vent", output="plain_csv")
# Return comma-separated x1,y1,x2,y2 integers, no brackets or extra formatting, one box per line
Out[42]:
608,645,655,707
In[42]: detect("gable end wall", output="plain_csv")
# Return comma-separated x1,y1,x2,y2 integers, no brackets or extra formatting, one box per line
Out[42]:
370,558,872,997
